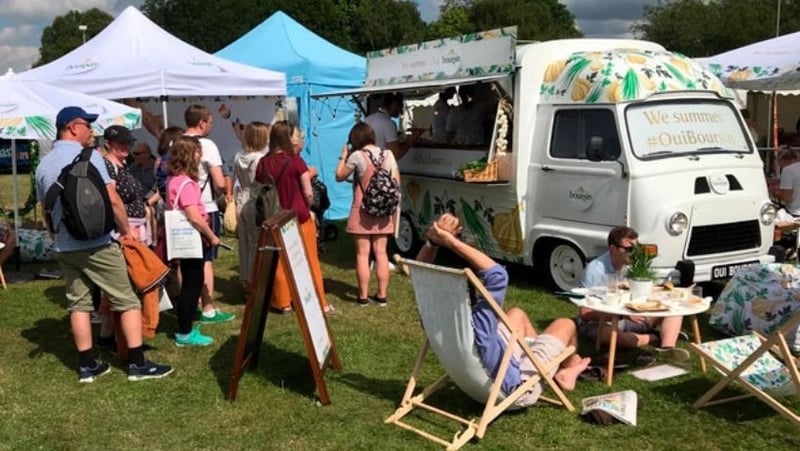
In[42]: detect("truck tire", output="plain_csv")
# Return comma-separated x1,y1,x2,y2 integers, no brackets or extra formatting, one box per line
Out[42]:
539,241,584,291
389,213,421,258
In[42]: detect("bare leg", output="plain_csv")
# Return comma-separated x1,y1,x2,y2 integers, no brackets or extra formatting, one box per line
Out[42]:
596,327,654,348
507,307,538,338
540,318,590,391
656,316,683,347
71,311,93,351
371,235,390,298
354,236,371,299
117,309,143,349
200,261,215,313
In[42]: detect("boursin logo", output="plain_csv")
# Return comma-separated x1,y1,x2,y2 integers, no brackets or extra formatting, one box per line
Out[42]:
64,59,98,74
568,186,593,209
441,48,461,65
188,58,227,73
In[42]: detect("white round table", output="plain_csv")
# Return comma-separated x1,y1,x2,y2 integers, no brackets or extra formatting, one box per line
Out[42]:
569,290,711,386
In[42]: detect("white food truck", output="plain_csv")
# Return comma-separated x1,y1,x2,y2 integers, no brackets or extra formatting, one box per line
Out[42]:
325,28,777,290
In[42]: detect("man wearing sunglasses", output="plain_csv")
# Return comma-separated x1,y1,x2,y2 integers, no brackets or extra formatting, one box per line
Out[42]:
578,226,688,361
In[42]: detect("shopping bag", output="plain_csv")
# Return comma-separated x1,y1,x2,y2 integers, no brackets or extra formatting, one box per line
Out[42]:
223,200,238,236
164,209,203,260
158,287,173,312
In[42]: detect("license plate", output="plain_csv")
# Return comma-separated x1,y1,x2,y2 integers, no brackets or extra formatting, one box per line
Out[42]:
711,261,758,279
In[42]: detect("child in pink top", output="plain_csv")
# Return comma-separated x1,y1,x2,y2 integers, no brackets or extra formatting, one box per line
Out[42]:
165,137,220,347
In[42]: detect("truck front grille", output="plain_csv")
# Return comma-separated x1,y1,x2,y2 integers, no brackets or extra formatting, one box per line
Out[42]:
687,220,761,256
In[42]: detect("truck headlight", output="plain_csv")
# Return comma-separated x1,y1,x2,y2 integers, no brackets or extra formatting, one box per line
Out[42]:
760,202,777,225
666,211,688,236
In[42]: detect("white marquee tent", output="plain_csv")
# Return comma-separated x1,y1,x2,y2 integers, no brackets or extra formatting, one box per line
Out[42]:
21,6,286,104
699,30,800,94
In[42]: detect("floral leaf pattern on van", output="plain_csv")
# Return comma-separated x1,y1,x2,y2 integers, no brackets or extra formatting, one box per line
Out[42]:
540,50,732,104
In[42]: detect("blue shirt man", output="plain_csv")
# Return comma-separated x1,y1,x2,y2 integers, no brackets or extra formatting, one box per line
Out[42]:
34,106,172,383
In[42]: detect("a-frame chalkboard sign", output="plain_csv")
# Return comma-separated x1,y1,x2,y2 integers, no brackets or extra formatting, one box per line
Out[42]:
228,210,341,404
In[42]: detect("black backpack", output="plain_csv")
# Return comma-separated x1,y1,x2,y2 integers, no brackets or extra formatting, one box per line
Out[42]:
310,176,330,215
251,157,291,225
358,149,399,218
44,147,114,240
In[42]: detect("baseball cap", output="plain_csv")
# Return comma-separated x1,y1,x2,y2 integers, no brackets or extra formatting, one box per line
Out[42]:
55,106,99,129
103,125,135,143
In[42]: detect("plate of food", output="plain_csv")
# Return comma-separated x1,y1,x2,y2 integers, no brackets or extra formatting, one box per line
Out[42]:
625,301,671,312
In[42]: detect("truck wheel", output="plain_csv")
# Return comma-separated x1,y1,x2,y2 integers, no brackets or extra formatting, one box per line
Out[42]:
541,241,584,291
390,214,421,258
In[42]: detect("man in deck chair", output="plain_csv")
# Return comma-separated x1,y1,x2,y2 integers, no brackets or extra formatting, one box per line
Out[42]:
418,214,591,407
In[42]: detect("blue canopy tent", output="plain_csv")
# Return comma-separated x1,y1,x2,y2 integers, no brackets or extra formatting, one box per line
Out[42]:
217,11,365,220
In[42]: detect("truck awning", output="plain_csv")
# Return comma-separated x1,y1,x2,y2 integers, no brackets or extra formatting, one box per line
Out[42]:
311,73,512,99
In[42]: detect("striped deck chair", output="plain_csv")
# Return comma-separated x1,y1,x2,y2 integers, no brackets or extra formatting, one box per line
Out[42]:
689,310,800,427
386,258,575,450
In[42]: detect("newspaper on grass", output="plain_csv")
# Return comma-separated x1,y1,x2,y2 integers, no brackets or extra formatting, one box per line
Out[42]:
581,390,638,426
630,364,688,382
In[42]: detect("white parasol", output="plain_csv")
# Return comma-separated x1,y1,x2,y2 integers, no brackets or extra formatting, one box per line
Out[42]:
0,68,141,271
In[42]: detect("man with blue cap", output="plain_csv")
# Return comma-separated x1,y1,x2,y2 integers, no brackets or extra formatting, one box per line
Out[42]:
35,106,173,383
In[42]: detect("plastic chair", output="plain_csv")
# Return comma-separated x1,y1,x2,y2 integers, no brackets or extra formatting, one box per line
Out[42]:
386,257,574,450
689,311,800,427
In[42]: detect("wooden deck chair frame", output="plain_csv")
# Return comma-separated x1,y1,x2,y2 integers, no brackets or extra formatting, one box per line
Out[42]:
386,257,575,450
689,310,800,427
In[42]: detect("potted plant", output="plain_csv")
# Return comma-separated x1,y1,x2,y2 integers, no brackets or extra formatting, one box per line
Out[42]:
626,244,656,301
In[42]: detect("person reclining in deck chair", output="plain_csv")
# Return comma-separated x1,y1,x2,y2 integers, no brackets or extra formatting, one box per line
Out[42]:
417,213,591,406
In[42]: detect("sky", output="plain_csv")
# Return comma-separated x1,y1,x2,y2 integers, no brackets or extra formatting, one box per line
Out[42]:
0,0,656,74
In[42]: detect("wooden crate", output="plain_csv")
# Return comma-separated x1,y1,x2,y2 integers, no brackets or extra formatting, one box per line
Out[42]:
463,160,497,182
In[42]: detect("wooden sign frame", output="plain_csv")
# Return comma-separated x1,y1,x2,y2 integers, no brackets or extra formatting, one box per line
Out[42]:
228,210,341,404
228,217,280,401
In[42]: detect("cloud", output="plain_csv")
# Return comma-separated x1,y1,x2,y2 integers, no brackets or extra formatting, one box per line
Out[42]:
0,1,144,72
0,0,123,20
0,44,39,72
0,24,35,45
563,0,656,38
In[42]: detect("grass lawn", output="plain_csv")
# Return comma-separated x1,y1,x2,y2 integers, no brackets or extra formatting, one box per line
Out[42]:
1,175,799,449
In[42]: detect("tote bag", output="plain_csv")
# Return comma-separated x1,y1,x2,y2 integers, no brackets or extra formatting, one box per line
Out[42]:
164,178,203,260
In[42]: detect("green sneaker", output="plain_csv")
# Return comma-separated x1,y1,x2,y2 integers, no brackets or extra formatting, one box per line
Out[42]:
198,309,235,324
174,327,214,347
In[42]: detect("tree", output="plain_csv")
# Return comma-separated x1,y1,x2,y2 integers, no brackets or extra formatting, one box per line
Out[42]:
142,0,271,52
142,0,372,53
468,0,581,41
35,9,114,67
349,0,427,53
632,0,800,57
426,2,472,39
427,0,581,43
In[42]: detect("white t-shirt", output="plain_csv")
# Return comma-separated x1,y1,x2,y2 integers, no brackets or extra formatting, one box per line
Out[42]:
364,110,398,149
190,135,222,213
780,161,800,215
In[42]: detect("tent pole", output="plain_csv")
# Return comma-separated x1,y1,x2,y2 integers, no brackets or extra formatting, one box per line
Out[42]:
161,95,169,129
772,92,778,149
10,139,21,272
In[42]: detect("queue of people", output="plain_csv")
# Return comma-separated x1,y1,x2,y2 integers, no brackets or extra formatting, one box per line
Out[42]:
32,102,686,404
